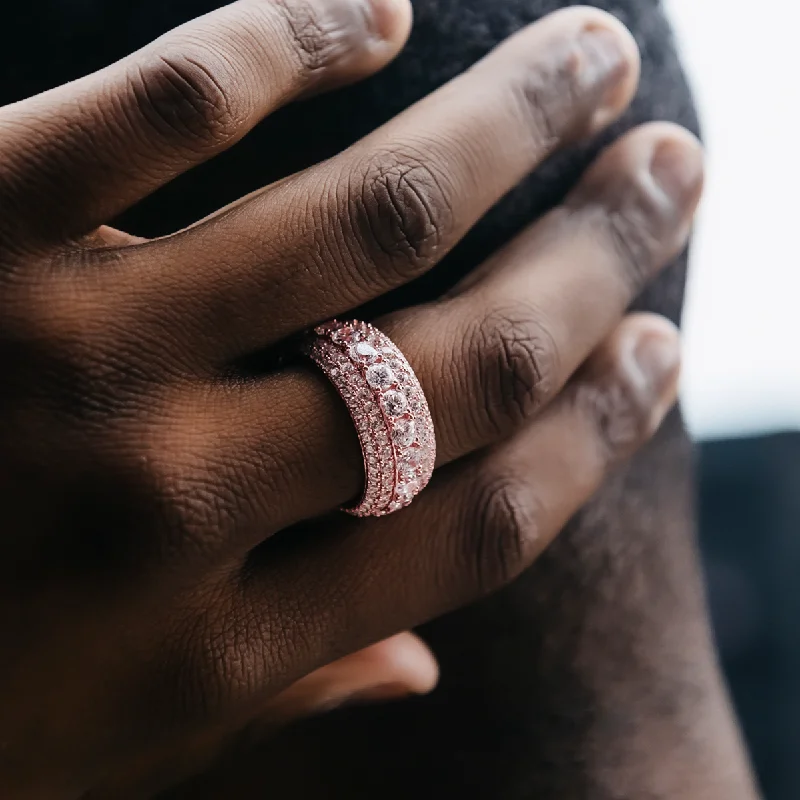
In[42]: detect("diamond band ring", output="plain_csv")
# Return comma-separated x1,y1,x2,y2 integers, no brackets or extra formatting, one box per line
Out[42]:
304,320,436,517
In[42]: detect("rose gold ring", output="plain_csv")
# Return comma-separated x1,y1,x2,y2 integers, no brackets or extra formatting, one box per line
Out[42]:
304,320,436,517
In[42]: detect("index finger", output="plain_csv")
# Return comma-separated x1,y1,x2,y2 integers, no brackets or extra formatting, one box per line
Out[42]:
0,0,412,246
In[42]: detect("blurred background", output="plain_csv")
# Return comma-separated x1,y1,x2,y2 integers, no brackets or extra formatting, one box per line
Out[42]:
666,1,800,796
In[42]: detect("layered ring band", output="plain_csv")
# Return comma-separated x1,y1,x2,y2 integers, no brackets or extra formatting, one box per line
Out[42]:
304,320,436,517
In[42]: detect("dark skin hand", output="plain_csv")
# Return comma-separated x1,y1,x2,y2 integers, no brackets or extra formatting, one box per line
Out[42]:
0,1,711,797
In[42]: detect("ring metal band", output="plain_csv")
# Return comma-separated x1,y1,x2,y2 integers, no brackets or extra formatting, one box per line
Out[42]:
305,320,435,517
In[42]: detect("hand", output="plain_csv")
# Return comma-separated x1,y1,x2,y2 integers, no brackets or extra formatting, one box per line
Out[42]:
0,0,702,796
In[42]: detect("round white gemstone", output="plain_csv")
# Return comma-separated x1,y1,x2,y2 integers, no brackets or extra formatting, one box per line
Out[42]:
396,481,420,503
382,390,408,417
366,363,395,389
350,341,379,363
401,447,421,467
398,462,418,483
392,419,416,447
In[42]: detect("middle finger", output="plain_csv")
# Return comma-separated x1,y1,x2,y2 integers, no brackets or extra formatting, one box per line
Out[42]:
121,7,640,361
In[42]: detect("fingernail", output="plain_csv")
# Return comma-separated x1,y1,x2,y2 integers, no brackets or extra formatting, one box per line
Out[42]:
650,135,705,210
579,25,638,130
632,324,681,421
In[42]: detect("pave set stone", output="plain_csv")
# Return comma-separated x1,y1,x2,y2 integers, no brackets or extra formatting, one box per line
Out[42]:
305,320,436,517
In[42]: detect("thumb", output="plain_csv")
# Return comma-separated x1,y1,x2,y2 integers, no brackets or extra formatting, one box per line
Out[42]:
265,632,439,723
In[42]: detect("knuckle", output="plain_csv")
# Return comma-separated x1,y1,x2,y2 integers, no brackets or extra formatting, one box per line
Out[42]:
274,0,354,76
142,411,289,559
152,467,227,560
127,49,245,152
603,193,665,294
142,432,230,559
0,270,53,336
0,282,108,407
510,36,592,151
348,150,453,279
11,282,157,416
167,579,298,725
0,128,47,249
574,366,652,460
157,592,253,725
465,472,542,593
470,306,560,435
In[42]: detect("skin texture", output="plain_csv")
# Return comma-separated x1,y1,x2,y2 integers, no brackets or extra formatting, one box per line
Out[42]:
182,3,753,798
0,2,717,798
0,1,757,799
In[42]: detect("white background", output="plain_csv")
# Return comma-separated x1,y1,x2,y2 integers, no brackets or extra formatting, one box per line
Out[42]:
664,0,800,441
